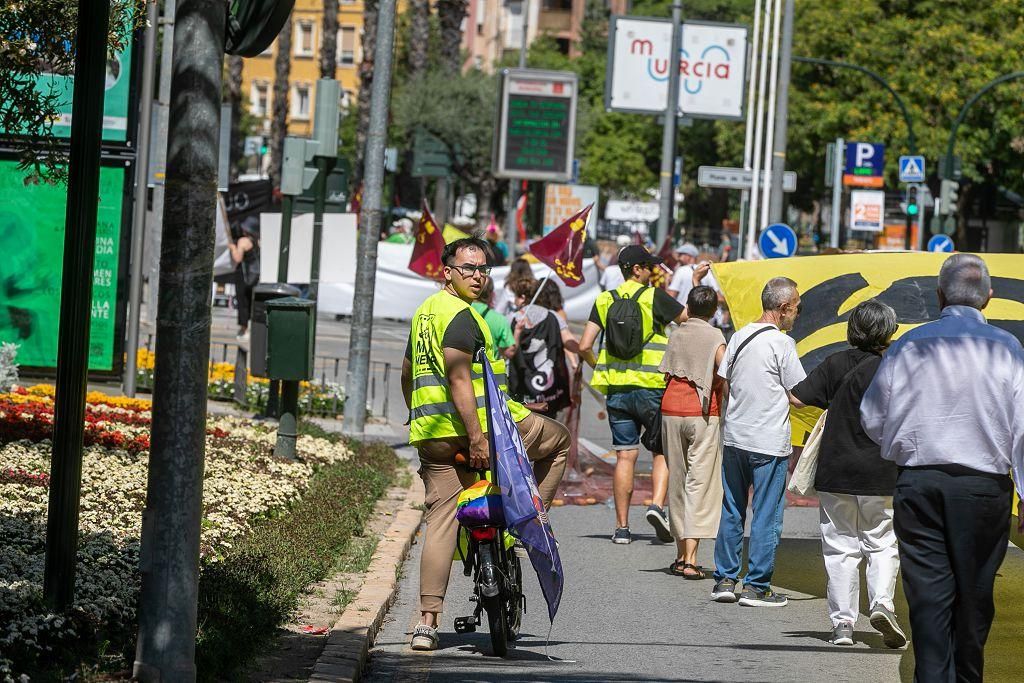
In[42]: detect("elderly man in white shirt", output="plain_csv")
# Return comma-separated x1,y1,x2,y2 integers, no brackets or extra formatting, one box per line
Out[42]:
860,253,1024,683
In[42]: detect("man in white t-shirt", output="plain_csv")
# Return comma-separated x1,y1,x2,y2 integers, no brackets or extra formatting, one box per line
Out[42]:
710,276,805,608
668,243,724,325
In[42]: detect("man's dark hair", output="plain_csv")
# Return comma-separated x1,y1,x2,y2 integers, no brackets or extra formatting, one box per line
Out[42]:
618,261,636,279
442,237,492,267
847,299,898,353
686,286,718,319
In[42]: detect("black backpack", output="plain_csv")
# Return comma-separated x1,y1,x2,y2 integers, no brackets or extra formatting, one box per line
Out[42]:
604,287,653,359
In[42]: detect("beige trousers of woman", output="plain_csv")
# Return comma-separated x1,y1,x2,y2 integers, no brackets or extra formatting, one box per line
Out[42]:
415,412,569,614
662,415,724,539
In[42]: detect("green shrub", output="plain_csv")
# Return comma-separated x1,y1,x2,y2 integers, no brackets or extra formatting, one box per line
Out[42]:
194,440,398,680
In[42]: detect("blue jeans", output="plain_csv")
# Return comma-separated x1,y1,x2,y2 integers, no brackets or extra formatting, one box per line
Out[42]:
605,388,664,454
713,445,789,591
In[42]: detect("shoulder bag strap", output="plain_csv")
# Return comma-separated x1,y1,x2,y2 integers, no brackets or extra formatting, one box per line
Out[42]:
726,326,774,383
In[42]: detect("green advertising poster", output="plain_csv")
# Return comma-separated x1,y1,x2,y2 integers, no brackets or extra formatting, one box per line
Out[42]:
0,160,125,371
20,41,133,142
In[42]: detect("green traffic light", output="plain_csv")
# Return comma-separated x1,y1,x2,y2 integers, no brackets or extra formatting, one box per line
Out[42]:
907,204,919,216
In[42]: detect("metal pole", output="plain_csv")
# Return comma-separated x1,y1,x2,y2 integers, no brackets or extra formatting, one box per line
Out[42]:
133,0,225,678
758,0,782,231
737,0,763,259
505,0,530,258
830,137,844,248
656,2,683,247
343,0,398,435
745,0,772,258
278,194,293,281
310,156,334,301
274,380,300,458
917,187,927,251
123,0,160,397
43,0,111,612
767,0,794,224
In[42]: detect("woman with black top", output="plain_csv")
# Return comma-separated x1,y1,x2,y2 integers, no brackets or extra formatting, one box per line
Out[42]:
788,300,907,650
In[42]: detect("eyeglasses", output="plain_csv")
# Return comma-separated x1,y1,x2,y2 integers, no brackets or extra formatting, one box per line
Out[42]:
450,263,492,277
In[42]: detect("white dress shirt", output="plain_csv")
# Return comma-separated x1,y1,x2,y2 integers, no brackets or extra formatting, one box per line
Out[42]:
860,306,1024,494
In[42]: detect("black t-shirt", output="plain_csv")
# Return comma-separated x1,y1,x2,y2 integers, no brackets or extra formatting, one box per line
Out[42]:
405,309,484,360
588,285,684,330
790,347,897,496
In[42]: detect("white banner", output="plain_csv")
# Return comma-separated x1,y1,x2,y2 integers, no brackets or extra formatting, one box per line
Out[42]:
606,17,748,120
259,213,602,321
849,190,886,232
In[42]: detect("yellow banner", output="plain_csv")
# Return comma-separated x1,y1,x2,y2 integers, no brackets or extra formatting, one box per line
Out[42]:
713,253,1024,444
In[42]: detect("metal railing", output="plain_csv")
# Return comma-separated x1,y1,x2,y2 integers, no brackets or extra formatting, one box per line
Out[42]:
140,335,397,419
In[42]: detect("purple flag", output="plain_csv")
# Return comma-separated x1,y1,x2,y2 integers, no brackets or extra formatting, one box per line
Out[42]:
482,357,563,622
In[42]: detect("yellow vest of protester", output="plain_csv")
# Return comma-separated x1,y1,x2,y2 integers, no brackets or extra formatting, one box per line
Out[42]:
409,290,530,445
591,279,669,394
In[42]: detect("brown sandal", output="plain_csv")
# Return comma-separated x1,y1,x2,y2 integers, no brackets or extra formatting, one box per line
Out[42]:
670,561,707,580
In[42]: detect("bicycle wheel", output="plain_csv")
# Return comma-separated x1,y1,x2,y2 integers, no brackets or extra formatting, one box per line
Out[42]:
505,549,523,641
484,593,508,657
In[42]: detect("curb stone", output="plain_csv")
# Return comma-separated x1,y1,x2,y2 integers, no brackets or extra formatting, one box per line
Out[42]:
309,467,425,682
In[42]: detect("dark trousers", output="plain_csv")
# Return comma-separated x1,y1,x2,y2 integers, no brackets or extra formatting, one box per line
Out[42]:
893,465,1012,683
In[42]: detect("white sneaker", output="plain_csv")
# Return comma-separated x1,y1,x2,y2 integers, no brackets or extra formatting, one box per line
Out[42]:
410,623,438,651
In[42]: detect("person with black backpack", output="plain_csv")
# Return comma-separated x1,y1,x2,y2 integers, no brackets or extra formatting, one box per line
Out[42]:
579,245,687,545
508,278,579,419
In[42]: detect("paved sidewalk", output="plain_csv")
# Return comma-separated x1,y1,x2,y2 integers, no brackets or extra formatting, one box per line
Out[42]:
364,504,905,682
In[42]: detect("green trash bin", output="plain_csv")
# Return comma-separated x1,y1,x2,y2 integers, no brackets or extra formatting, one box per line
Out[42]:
265,297,316,459
265,297,316,381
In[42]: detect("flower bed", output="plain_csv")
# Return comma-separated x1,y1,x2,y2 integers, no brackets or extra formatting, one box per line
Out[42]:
135,348,346,417
0,387,377,681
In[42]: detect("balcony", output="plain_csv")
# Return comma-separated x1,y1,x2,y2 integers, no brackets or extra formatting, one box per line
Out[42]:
537,9,572,34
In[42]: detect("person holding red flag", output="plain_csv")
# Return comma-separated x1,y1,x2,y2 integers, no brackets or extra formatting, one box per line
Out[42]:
408,200,446,281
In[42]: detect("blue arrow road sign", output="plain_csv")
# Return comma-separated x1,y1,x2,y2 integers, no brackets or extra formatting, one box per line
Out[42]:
899,155,926,183
759,223,798,259
928,234,954,253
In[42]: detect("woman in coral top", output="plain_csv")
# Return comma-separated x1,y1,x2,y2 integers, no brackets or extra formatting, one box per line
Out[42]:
659,286,727,578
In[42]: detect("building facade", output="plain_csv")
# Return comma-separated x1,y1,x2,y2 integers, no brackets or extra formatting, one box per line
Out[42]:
240,0,366,137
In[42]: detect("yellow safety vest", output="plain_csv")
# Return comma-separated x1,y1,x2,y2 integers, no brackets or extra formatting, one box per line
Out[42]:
409,290,531,445
590,280,670,394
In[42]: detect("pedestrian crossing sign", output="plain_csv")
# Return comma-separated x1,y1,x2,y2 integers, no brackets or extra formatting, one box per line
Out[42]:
899,156,925,183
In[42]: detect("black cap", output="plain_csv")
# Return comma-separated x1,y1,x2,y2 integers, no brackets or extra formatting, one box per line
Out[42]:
618,244,662,267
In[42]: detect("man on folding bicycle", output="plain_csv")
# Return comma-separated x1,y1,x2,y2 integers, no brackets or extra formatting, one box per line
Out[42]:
401,237,570,651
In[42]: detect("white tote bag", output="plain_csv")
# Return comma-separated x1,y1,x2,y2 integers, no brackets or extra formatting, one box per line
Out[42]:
788,410,827,497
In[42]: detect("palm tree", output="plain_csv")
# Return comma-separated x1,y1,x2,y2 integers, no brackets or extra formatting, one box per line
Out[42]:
436,0,468,74
408,0,430,77
321,0,340,78
269,17,292,191
225,55,245,182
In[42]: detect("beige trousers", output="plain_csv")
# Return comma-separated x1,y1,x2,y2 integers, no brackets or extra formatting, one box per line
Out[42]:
662,415,724,539
416,412,569,614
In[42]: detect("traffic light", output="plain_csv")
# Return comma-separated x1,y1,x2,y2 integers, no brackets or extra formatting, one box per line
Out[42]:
940,179,960,216
904,186,920,217
260,137,268,156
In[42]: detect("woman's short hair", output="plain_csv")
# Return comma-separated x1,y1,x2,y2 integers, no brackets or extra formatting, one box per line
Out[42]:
938,253,991,309
847,299,898,352
686,286,718,319
478,276,495,305
528,278,564,311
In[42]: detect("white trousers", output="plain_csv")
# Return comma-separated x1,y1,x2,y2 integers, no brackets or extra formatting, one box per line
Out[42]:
819,492,900,627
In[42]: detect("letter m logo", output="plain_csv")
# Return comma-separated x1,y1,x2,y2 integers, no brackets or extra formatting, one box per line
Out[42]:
630,39,653,56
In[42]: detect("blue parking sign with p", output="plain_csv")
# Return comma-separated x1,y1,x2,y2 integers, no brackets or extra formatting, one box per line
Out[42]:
899,156,926,183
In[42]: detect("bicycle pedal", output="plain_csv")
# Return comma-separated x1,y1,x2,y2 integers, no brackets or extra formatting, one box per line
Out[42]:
453,616,477,633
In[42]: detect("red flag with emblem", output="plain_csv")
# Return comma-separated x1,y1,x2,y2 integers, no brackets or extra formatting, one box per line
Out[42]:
409,200,445,280
528,204,592,288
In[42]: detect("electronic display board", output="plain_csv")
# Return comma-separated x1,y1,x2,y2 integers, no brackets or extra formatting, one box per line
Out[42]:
494,69,577,182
